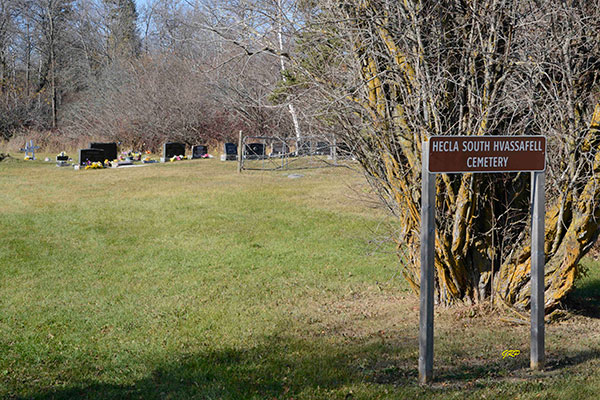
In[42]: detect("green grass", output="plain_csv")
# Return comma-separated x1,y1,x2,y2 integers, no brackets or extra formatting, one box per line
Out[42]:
1,157,600,399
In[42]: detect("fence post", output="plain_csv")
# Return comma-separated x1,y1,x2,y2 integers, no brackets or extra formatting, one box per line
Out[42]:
237,130,243,173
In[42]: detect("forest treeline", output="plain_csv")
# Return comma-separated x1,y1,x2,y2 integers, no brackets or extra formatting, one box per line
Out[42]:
0,0,296,149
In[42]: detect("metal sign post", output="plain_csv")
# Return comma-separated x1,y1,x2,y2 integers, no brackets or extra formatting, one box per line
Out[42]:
530,171,545,370
419,136,546,384
419,140,436,384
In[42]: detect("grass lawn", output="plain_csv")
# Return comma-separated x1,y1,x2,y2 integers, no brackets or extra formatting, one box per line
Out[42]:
1,156,600,399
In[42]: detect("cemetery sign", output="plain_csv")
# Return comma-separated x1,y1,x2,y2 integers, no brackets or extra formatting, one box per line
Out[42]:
419,135,547,385
429,136,546,173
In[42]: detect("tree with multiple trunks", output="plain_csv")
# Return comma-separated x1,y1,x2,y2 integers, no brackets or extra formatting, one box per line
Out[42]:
292,0,600,312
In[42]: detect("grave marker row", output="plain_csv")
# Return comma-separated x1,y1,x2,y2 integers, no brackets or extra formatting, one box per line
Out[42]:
77,141,212,165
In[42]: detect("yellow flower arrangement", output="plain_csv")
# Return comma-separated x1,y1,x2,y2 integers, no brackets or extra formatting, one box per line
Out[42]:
84,161,104,170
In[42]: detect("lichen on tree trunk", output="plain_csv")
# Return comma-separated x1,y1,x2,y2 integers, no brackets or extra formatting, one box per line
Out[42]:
301,1,600,310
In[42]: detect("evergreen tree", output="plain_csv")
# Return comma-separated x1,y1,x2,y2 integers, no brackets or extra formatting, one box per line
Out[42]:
105,0,140,60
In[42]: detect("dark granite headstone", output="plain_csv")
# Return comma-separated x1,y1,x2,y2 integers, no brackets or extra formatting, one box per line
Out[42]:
163,142,186,160
90,142,118,161
245,143,265,159
79,148,105,165
192,145,208,159
315,142,330,155
224,142,237,161
270,142,288,157
56,154,69,162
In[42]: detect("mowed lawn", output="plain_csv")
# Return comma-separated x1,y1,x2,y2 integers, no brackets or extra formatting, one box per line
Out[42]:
1,157,600,399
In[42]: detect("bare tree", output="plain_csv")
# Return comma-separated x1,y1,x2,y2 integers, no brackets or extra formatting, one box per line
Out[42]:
64,53,248,149
292,0,600,311
190,0,305,140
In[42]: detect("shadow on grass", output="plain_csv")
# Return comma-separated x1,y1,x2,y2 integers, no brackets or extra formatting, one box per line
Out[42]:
545,348,600,371
18,335,414,400
565,278,600,318
14,333,599,399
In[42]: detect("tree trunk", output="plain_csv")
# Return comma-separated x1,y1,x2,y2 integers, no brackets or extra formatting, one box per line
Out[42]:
48,7,57,128
304,1,600,311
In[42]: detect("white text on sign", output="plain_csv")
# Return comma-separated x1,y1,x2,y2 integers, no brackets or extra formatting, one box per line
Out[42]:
431,139,544,153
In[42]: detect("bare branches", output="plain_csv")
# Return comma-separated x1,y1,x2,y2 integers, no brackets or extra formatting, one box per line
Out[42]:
293,0,600,309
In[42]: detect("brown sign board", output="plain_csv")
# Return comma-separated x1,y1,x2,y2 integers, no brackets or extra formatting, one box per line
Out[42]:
428,136,546,173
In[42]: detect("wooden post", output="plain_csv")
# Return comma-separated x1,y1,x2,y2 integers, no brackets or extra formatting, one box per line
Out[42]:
237,130,243,173
333,136,338,166
419,140,435,384
531,171,545,370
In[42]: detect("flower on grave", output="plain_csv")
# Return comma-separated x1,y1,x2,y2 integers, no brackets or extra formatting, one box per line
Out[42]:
170,156,176,162
24,155,31,160
145,150,151,154
85,161,104,170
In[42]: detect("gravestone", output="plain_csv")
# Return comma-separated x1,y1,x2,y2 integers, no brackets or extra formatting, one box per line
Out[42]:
79,148,105,165
315,142,330,155
224,142,237,161
90,142,118,161
56,152,69,167
163,142,186,161
271,142,288,157
20,140,40,160
192,145,208,159
245,143,265,159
